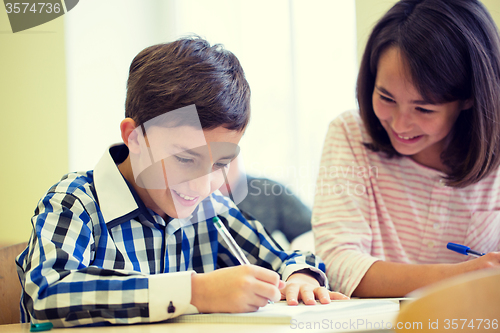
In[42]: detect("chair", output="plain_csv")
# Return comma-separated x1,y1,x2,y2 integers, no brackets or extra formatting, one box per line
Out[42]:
396,268,500,332
0,242,28,325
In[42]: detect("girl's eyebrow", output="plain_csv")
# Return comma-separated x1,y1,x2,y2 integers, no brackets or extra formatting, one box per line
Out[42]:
375,85,394,98
375,85,435,105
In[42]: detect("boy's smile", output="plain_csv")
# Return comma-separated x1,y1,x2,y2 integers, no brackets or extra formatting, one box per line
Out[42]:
121,121,244,220
172,189,199,205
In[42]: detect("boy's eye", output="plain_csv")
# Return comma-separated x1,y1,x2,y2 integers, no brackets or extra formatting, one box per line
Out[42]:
213,162,229,170
175,156,193,164
380,94,395,103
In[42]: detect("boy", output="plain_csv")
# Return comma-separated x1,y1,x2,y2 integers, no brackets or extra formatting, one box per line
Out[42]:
16,37,346,327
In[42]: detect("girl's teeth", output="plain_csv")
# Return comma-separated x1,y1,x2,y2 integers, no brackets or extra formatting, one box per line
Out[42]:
398,134,417,140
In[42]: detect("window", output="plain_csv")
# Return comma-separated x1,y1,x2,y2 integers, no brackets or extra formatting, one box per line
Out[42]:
66,0,357,206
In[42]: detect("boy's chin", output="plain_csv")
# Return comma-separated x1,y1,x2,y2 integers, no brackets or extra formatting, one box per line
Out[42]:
175,213,192,219
168,206,196,220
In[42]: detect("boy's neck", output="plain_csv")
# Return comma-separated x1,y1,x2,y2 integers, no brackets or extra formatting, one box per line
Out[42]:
117,155,135,187
117,156,168,220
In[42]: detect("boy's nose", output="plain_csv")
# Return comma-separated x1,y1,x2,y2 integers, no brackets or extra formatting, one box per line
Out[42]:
187,173,212,197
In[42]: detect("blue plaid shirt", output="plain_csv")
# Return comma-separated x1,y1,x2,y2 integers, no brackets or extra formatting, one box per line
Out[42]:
16,144,327,327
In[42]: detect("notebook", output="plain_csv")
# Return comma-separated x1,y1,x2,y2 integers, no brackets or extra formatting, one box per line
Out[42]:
167,299,400,325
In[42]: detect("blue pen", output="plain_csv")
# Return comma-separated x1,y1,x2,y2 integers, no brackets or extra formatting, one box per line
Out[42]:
447,242,485,257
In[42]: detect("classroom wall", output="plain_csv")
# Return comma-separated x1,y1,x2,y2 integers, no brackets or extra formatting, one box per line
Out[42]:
0,12,68,247
1,0,500,248
355,0,500,65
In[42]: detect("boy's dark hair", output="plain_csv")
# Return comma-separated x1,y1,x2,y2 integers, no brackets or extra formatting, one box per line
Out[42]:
125,36,250,131
357,0,500,187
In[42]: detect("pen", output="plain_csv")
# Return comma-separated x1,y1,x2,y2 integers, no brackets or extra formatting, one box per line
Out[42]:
212,216,274,304
446,242,485,257
212,216,250,265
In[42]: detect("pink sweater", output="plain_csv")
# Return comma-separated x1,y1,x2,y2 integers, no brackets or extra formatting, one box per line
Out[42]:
312,110,500,296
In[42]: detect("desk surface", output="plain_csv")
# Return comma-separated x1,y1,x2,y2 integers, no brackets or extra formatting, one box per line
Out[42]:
0,310,398,333
0,322,396,333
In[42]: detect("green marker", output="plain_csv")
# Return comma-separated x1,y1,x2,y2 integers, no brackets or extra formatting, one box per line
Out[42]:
30,322,53,332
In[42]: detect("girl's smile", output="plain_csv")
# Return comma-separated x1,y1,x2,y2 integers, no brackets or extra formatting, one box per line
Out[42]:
391,129,423,144
372,46,471,172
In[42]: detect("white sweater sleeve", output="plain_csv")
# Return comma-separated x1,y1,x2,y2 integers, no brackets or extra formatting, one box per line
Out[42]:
312,113,380,296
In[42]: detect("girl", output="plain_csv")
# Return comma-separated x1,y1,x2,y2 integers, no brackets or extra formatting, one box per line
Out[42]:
313,0,500,297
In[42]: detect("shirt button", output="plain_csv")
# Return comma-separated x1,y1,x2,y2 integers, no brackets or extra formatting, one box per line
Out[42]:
439,179,446,187
433,222,440,229
313,216,320,223
168,301,176,313
427,241,435,248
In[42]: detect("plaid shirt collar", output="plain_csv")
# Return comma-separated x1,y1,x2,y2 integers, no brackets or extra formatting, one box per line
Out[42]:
93,144,171,230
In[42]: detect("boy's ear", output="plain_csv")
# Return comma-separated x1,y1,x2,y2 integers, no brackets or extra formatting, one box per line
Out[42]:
120,118,140,154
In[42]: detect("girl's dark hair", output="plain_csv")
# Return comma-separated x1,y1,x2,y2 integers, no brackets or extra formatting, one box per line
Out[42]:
125,36,250,132
357,0,500,187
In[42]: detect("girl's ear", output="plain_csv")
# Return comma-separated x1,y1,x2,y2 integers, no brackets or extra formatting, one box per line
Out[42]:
120,118,141,154
462,98,474,110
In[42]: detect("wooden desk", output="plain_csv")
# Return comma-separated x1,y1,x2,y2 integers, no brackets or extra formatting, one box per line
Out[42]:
0,321,396,333
1,322,297,333
0,309,398,333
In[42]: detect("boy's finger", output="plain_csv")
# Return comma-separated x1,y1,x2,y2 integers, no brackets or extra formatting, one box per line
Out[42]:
252,265,281,286
300,288,316,305
285,284,300,306
254,280,281,302
329,291,349,300
255,283,281,306
278,280,286,289
249,293,276,308
315,287,332,304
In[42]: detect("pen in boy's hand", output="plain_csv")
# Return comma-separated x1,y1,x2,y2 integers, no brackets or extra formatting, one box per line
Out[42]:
447,242,485,257
212,216,274,304
212,216,250,265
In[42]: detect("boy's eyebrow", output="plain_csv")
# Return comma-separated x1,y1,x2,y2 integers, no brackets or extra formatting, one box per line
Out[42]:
174,144,238,160
174,145,202,157
217,153,238,161
375,85,435,105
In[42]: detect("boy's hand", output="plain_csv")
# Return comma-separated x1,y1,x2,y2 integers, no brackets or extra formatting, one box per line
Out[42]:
191,265,285,313
281,272,349,305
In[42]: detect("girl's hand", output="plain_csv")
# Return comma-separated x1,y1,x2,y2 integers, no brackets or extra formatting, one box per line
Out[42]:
280,272,349,305
458,252,500,273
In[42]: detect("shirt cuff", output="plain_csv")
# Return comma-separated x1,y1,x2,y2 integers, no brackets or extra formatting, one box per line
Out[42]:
281,264,328,289
148,271,199,322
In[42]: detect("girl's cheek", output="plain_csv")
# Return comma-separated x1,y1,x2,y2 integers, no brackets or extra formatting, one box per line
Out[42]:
372,98,386,119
